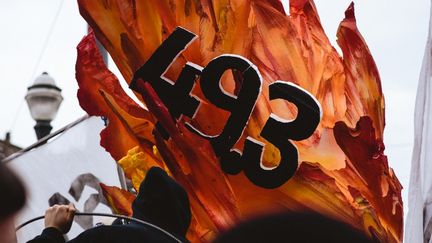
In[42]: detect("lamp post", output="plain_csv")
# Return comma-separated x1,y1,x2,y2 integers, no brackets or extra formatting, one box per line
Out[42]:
25,72,63,140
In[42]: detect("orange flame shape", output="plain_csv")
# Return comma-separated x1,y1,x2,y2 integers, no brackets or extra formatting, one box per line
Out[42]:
76,0,403,242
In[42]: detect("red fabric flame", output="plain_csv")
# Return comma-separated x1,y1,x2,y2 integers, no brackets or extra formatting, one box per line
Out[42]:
76,0,403,242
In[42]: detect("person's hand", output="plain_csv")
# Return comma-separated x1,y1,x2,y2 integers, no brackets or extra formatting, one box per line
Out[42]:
44,204,76,234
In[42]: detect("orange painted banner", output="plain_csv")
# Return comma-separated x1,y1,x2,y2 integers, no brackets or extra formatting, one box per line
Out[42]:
76,1,403,242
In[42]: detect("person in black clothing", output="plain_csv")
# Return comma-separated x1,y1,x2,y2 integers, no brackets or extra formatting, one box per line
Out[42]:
28,167,191,243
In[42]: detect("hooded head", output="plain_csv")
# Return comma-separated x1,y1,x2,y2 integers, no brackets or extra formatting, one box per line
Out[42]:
132,167,191,238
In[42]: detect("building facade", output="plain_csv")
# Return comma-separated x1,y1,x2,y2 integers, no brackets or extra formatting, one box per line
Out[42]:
0,132,21,160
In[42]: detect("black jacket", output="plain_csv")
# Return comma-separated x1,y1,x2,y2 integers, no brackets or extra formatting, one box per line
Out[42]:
28,167,191,243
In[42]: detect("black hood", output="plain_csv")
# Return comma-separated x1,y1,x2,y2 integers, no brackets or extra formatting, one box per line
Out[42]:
132,167,191,239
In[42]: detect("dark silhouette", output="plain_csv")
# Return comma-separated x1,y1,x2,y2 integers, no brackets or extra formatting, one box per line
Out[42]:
213,212,379,243
0,163,26,219
0,162,27,242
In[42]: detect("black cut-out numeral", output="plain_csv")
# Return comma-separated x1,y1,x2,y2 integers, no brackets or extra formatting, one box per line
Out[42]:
241,81,321,189
130,27,202,138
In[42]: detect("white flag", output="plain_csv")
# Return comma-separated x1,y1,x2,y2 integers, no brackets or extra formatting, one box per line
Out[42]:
406,3,432,242
7,116,122,242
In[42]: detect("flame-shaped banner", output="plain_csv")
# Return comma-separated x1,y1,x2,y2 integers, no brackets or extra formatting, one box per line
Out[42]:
76,0,403,242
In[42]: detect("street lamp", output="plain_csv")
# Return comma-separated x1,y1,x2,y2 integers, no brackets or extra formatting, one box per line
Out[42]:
25,72,63,140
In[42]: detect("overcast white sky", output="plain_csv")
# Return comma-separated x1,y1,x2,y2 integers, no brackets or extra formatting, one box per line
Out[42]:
0,0,430,210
